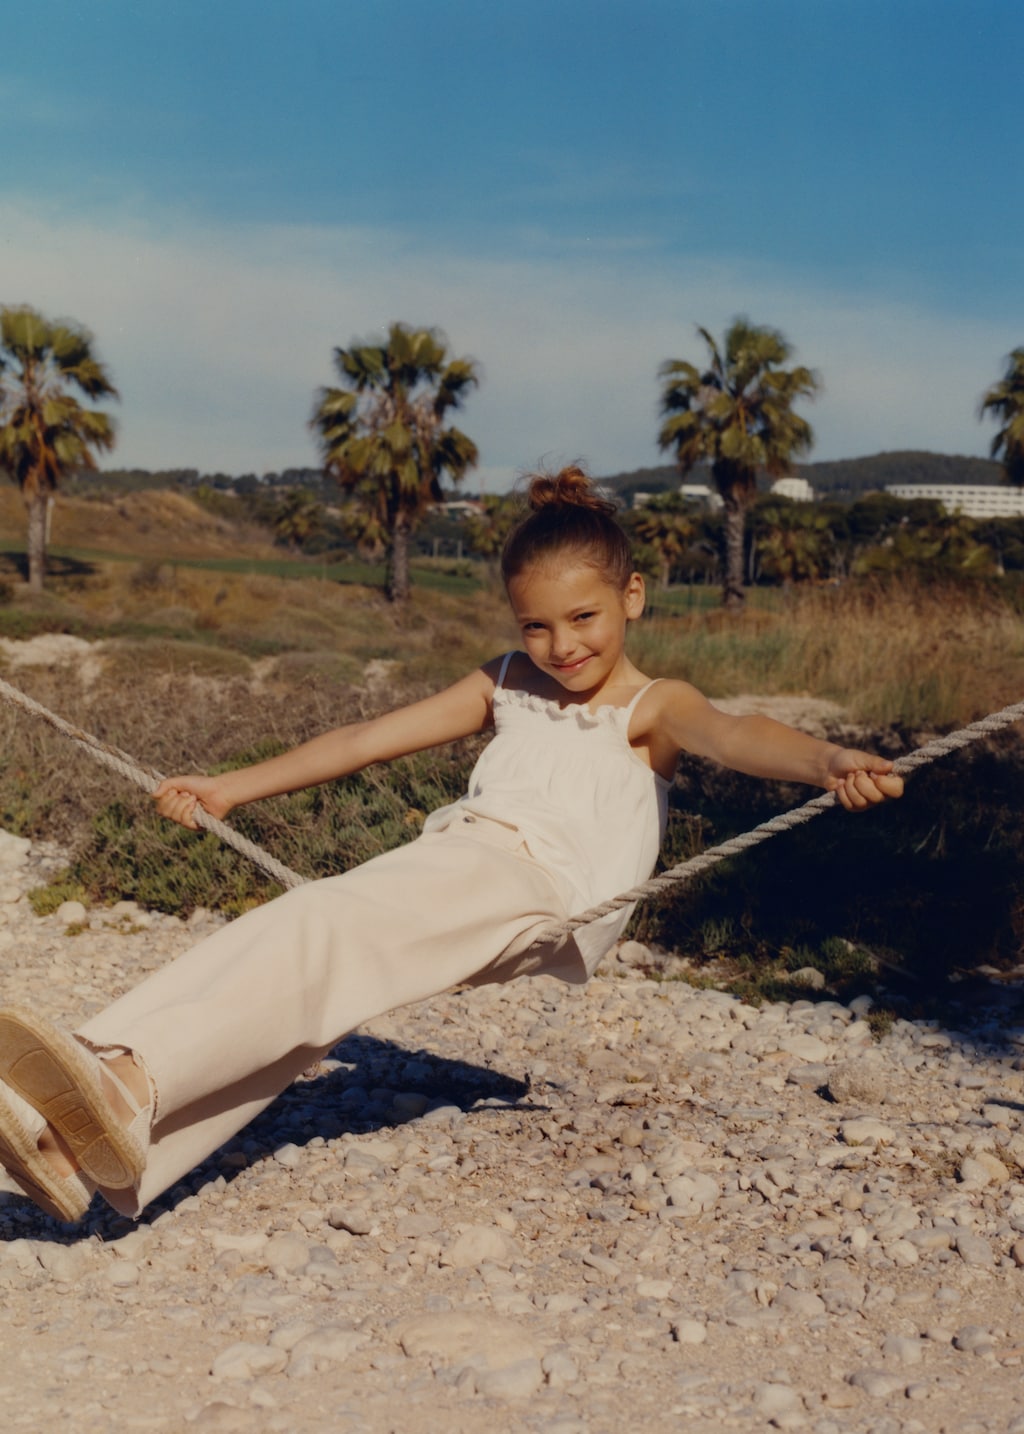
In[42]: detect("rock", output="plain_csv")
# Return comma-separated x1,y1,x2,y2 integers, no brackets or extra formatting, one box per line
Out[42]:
778,1033,830,1062
664,1173,720,1216
105,1260,140,1287
958,1151,1010,1186
397,1311,538,1371
188,1403,251,1430
671,1318,708,1345
615,940,654,968
752,1382,803,1416
287,1325,369,1376
772,1287,826,1318
542,1349,580,1387
953,1325,996,1355
840,1117,896,1148
827,1058,890,1106
439,1224,519,1269
474,1357,544,1399
787,966,826,991
262,1232,311,1274
881,1334,924,1364
210,1342,289,1380
954,1231,996,1268
36,1244,84,1282
328,1206,372,1236
55,900,88,925
846,1368,908,1398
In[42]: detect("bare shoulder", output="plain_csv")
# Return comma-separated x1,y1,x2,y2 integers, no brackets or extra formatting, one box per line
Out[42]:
634,677,716,733
629,678,721,780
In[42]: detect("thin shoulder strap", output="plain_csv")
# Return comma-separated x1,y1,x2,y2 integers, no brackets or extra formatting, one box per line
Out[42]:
495,651,516,689
622,677,663,722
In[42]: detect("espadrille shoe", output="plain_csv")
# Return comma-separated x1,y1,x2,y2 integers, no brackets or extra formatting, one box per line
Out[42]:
0,1080,95,1222
0,1006,148,1190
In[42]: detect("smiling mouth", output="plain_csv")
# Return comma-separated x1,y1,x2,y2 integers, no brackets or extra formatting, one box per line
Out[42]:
553,656,590,673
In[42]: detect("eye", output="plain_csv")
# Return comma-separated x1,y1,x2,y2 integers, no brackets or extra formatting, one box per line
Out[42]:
574,611,595,623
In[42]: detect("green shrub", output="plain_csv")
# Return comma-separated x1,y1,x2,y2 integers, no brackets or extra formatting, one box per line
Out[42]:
28,878,88,916
45,738,480,918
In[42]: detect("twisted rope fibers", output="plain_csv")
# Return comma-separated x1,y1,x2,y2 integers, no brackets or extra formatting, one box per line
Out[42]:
2,675,1022,937
0,676,307,892
526,695,1024,950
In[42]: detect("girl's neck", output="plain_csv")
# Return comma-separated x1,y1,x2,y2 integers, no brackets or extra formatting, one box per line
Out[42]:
512,654,649,711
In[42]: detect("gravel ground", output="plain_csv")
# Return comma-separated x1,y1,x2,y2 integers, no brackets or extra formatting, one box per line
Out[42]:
3,826,1024,1434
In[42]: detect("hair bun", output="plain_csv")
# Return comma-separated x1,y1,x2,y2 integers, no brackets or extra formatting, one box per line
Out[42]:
525,465,618,517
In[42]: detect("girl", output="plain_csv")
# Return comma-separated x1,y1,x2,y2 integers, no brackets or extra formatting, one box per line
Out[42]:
0,467,902,1224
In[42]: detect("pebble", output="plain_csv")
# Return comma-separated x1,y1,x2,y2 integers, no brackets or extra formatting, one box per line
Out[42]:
211,1342,289,1380
2,827,1024,1429
440,1224,520,1269
840,1117,896,1148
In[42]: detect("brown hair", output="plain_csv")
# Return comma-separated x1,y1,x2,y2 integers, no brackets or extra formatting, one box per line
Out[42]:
500,465,634,590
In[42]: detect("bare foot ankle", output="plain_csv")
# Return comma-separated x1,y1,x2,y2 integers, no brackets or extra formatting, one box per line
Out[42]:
37,1124,79,1179
100,1054,150,1123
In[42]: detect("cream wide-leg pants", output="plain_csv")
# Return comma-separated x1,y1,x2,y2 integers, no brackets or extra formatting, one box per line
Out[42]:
77,814,585,1216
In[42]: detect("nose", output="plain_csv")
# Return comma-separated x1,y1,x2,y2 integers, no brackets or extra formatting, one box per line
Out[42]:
549,626,577,661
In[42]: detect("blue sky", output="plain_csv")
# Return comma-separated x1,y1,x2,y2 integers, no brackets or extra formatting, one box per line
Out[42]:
3,0,1021,489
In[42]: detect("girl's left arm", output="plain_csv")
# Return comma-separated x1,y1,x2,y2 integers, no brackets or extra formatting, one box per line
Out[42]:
650,681,903,812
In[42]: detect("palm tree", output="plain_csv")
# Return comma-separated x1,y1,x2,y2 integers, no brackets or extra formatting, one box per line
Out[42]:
629,492,698,588
271,488,323,551
980,348,1024,487
462,493,522,576
752,499,836,585
658,319,818,610
0,305,118,591
310,322,479,602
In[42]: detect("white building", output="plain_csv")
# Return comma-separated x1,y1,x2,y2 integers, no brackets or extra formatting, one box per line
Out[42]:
885,485,1024,519
434,499,484,518
770,477,814,502
679,483,723,511
632,483,722,511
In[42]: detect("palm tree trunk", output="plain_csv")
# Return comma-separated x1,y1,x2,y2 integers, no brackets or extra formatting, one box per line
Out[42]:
387,511,412,603
722,492,746,611
25,490,47,593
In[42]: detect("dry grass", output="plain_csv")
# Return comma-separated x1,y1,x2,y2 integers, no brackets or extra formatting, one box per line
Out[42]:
1,546,1022,983
630,578,1024,730
0,484,279,560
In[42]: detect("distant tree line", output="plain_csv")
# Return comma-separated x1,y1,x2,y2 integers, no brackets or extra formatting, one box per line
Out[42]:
603,450,1004,508
2,301,1022,605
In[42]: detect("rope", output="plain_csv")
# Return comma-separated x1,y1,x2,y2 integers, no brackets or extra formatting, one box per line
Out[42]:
523,695,1024,950
2,673,1023,936
0,676,307,891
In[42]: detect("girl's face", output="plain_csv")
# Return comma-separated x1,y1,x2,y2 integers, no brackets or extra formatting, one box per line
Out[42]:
506,559,645,696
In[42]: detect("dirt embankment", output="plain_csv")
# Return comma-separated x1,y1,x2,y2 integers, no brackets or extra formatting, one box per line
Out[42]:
0,485,281,562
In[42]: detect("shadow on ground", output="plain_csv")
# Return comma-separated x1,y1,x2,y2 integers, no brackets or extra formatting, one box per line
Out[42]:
0,1033,538,1247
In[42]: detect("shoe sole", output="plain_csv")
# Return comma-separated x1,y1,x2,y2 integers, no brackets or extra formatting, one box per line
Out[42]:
0,1006,144,1189
0,1085,92,1222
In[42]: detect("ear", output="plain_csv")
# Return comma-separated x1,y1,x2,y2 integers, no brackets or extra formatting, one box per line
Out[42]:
623,571,646,620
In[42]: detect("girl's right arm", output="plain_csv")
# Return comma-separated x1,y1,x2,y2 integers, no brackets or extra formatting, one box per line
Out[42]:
153,663,499,830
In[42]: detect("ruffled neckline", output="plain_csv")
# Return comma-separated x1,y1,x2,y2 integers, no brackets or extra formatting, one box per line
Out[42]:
494,684,629,730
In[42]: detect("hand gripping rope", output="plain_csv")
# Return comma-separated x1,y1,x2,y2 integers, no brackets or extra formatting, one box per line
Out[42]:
1,674,1023,946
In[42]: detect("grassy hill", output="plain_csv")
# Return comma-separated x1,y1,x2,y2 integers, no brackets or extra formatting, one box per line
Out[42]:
0,482,281,563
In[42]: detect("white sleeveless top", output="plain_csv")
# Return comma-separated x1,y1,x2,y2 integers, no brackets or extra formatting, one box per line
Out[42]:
422,652,670,973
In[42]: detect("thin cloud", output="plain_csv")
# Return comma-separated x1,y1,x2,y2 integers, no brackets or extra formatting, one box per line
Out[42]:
0,199,1010,482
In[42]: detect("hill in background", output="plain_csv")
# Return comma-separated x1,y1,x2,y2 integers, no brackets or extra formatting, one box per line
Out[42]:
601,450,1003,504
7,448,1004,516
